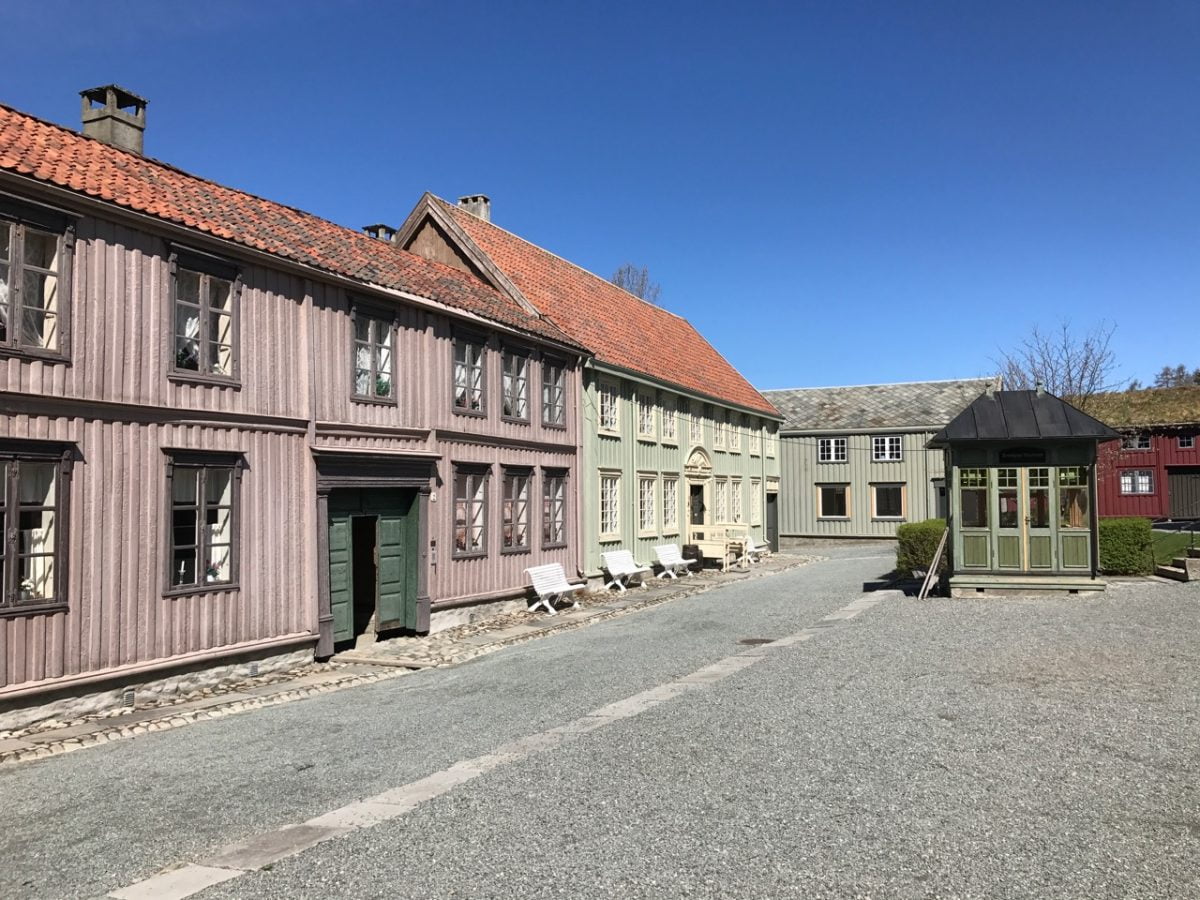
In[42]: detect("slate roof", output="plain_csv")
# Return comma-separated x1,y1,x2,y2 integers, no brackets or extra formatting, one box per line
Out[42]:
433,197,779,417
0,102,580,349
763,378,999,433
1085,386,1200,429
930,390,1120,445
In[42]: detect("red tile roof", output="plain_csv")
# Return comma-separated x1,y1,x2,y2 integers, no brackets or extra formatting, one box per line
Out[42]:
0,103,578,348
435,198,779,417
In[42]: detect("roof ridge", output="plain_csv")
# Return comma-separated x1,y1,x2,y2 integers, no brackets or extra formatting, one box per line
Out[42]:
764,376,997,393
433,195,692,324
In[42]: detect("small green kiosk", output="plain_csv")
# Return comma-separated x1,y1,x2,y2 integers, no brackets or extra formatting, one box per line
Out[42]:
929,385,1119,595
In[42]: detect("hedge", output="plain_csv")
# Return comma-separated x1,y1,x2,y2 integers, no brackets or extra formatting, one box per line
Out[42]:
896,518,948,576
1098,517,1153,575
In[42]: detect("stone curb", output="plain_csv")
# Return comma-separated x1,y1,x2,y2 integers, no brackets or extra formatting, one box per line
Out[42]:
0,556,822,769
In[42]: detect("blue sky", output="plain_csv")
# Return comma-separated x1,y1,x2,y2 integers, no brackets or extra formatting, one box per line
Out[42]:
7,0,1198,389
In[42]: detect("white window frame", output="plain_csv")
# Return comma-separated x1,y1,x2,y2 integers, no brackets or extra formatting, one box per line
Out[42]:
728,414,740,452
638,474,657,536
599,381,620,434
599,471,621,539
872,435,903,462
818,437,848,463
749,425,761,456
766,428,776,458
689,403,703,445
714,412,726,449
731,479,743,523
1119,469,1155,495
751,479,762,525
1180,435,1196,450
661,396,678,444
662,475,680,535
1121,433,1152,451
715,478,729,522
637,394,656,440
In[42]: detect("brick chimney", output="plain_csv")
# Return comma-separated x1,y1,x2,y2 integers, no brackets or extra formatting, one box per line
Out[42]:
457,195,491,222
80,85,147,155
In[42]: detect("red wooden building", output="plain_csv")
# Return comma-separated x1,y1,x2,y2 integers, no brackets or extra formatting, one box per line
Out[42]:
1091,388,1200,520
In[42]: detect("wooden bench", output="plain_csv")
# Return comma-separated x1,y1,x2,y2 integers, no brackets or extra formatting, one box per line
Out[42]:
601,549,652,591
524,563,586,615
654,544,694,579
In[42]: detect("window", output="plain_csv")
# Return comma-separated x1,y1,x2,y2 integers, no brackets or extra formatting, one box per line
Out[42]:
542,358,566,427
637,394,656,439
731,479,743,523
689,403,703,445
0,202,74,358
0,443,72,612
453,337,486,413
749,425,761,455
715,478,729,521
663,476,679,533
502,469,530,550
728,414,740,452
351,308,395,401
714,411,726,449
166,455,241,592
1119,469,1154,495
542,470,567,548
997,468,1020,528
638,475,657,534
662,397,678,443
751,479,762,525
1121,433,1151,451
1179,435,1195,450
172,250,239,379
818,484,848,518
872,436,902,462
453,466,489,556
766,427,777,458
872,483,905,519
818,438,847,463
501,349,530,421
959,468,988,528
600,472,620,538
599,382,620,433
1059,467,1089,529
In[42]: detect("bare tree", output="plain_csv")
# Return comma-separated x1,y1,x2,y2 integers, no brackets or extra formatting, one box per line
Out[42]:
993,320,1119,411
610,263,662,305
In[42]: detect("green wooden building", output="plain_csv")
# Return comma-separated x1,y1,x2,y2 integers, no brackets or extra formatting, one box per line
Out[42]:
929,385,1119,595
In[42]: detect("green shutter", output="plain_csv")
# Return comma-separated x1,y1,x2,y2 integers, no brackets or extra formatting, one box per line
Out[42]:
328,513,353,643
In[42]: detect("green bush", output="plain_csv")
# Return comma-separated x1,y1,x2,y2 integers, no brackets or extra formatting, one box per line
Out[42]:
896,518,948,576
1098,517,1153,575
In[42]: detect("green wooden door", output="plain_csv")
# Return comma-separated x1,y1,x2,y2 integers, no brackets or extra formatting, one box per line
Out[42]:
328,495,358,643
995,468,1022,570
1025,467,1055,570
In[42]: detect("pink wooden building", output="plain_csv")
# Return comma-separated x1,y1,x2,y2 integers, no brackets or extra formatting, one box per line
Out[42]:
0,87,584,720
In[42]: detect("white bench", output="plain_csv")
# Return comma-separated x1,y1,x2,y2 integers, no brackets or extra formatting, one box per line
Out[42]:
601,549,652,591
654,544,694,579
524,563,586,615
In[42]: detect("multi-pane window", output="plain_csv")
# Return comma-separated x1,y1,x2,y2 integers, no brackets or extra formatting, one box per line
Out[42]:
751,479,762,525
599,382,620,432
749,425,761,455
1059,467,1089,529
818,484,848,518
731,479,743,523
872,483,904,519
1119,469,1154,495
729,415,740,452
872,435,902,462
714,412,726,449
600,472,620,537
453,338,486,413
818,438,847,463
1121,433,1151,451
453,466,489,556
662,397,678,443
173,254,237,378
501,350,530,421
502,469,530,550
638,475,657,533
168,458,239,591
663,476,679,533
0,447,71,610
637,394,656,438
715,478,729,521
959,468,989,528
542,470,567,547
352,310,394,400
689,403,703,445
766,427,777,458
1180,435,1196,450
996,468,1020,528
542,358,566,427
0,215,71,355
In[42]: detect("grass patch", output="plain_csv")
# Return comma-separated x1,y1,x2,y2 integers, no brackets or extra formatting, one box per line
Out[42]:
1151,530,1198,566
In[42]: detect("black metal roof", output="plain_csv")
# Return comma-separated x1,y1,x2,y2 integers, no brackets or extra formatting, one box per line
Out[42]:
929,389,1120,445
